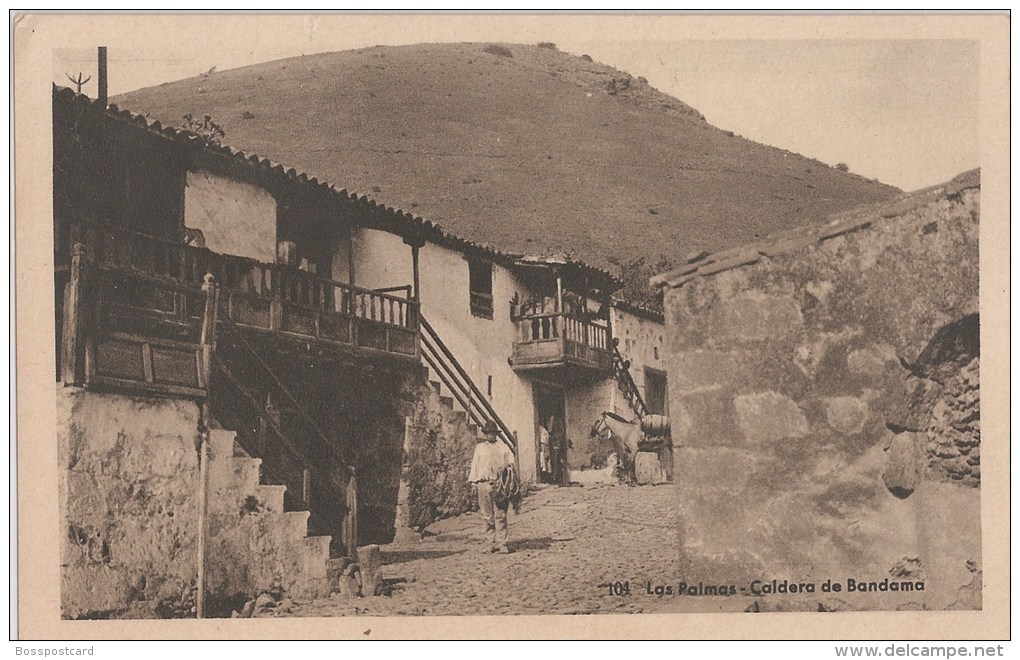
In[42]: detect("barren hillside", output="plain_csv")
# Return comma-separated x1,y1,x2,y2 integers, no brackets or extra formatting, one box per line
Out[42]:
116,42,900,298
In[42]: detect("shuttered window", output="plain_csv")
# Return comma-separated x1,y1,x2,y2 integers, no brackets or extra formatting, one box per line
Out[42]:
468,259,494,319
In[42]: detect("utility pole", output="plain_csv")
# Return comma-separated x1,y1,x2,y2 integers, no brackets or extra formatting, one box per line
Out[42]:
97,46,108,107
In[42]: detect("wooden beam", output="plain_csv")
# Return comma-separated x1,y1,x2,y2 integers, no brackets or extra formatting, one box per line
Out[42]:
347,222,356,286
61,243,88,385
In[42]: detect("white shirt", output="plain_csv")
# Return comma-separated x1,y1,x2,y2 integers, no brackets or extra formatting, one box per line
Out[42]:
469,440,514,483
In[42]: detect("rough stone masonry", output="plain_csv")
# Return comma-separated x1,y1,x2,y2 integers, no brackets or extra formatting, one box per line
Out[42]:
654,170,981,611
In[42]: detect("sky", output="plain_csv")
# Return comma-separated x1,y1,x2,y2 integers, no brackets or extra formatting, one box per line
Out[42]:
51,17,980,192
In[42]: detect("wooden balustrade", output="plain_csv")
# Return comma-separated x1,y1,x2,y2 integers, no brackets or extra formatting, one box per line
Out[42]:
517,311,609,349
511,308,613,375
90,223,418,334
59,225,420,395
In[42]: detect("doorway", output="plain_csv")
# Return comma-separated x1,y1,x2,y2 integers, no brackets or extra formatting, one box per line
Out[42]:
534,383,568,485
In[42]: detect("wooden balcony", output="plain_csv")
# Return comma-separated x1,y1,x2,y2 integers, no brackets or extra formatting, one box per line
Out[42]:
510,304,613,383
57,225,420,398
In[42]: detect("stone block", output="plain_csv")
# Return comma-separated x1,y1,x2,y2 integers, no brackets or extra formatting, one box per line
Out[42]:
674,446,758,495
357,544,384,597
337,573,360,598
634,452,663,484
671,350,741,393
824,396,869,435
673,390,742,447
884,373,942,432
255,484,286,512
710,294,803,343
208,429,238,459
847,345,896,378
734,391,808,443
882,431,923,498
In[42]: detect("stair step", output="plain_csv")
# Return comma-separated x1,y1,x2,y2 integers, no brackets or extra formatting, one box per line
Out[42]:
284,510,311,541
429,380,443,396
208,429,237,459
449,409,467,423
210,456,262,494
287,536,333,600
256,484,287,512
439,394,455,409
302,535,332,558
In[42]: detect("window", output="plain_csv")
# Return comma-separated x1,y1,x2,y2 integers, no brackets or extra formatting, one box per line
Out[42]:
468,258,494,319
644,368,669,416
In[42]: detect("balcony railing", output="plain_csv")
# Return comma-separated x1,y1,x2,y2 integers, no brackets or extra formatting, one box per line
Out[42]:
510,299,613,375
57,224,420,397
95,223,418,354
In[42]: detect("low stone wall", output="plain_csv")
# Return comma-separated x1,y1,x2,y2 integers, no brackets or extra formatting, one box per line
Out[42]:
59,387,332,619
657,171,981,611
59,387,202,618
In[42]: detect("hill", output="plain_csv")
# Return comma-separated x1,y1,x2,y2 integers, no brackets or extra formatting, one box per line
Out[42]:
115,42,900,302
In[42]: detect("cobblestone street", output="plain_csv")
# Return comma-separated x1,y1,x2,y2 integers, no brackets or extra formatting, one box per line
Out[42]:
280,483,745,617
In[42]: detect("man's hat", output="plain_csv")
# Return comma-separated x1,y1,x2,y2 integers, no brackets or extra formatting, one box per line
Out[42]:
482,420,500,436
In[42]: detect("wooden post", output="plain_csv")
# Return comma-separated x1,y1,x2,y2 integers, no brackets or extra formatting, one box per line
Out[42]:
200,273,219,388
302,468,312,508
195,273,217,619
61,243,88,385
346,222,356,287
270,265,284,331
411,244,420,303
403,234,424,303
555,269,563,314
195,423,210,620
342,473,358,559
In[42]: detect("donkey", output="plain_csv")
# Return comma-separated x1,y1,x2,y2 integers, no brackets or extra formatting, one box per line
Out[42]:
590,412,643,484
590,411,672,484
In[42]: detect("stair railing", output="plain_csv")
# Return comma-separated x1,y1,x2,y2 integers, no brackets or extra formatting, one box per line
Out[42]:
206,278,359,554
611,339,648,419
418,314,516,454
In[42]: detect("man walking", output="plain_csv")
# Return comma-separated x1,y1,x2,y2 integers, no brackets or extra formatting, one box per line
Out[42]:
469,421,516,554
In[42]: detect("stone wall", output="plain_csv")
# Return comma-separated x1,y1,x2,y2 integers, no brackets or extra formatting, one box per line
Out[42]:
402,381,481,530
656,171,981,611
347,369,419,545
59,386,337,619
59,387,202,619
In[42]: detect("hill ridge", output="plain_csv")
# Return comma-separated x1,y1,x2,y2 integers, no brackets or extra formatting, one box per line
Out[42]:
115,42,900,303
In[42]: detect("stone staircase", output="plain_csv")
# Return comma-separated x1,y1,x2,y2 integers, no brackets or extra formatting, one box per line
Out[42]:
425,374,484,440
204,428,332,601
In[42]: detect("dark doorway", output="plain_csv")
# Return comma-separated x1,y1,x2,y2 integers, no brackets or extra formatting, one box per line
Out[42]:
644,367,669,416
534,383,568,484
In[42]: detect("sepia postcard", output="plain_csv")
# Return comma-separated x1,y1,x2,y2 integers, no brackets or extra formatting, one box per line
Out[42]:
13,12,1011,640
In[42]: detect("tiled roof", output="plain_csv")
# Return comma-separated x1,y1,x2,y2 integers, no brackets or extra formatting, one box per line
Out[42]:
611,298,665,324
54,85,621,292
650,168,980,291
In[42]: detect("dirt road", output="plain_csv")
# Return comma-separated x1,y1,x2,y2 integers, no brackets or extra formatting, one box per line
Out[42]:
279,483,746,617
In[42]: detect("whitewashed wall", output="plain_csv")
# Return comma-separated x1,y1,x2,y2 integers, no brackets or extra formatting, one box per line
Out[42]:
184,170,276,263
611,307,667,416
353,229,540,481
